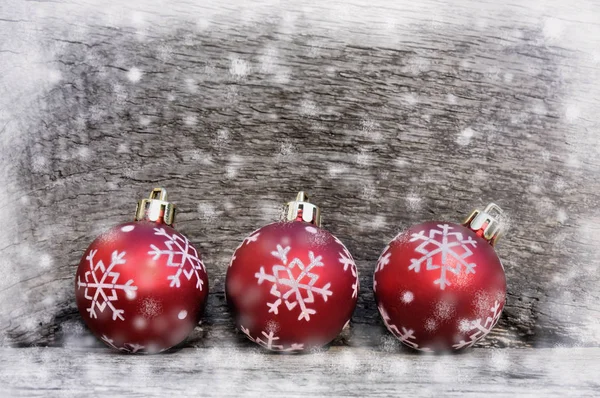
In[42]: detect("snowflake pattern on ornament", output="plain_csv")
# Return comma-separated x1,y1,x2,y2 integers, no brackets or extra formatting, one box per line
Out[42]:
375,246,391,273
77,250,137,321
229,230,260,267
452,300,503,350
101,335,145,353
255,244,333,321
334,236,359,298
378,305,432,352
240,326,304,352
148,228,206,291
409,224,477,290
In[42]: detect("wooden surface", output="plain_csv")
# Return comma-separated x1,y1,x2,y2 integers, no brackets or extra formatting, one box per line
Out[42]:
1,347,600,397
1,0,600,352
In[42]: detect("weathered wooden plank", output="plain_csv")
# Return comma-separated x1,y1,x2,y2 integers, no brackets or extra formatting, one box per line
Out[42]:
1,0,600,349
1,347,600,397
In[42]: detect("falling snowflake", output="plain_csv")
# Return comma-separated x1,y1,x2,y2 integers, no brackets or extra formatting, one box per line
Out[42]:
101,335,145,353
77,250,137,321
452,300,503,350
148,227,206,290
378,305,431,352
334,236,359,298
229,230,260,267
255,244,332,321
409,224,477,290
240,326,304,352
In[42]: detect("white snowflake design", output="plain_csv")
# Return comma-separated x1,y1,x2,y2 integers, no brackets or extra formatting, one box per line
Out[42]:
240,326,304,352
148,228,206,291
229,230,260,267
378,305,432,352
101,335,145,353
409,224,477,290
255,244,333,321
452,300,503,350
334,236,359,299
375,246,391,273
374,231,404,275
77,250,137,321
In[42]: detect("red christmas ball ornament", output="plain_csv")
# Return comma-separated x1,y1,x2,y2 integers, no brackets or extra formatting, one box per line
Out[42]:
373,203,506,352
75,188,209,354
226,192,359,352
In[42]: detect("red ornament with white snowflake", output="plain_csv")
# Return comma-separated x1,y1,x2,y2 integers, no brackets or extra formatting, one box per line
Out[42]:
75,188,209,353
226,192,359,352
373,203,506,352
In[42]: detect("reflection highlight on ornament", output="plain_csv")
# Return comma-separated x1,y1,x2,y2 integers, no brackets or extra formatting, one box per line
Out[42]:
121,225,135,232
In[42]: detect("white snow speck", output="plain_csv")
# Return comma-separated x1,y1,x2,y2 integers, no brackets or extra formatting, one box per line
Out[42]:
127,67,143,83
184,115,198,126
75,147,89,160
48,69,62,84
198,202,221,223
230,58,250,78
425,318,437,331
458,318,473,332
567,154,581,168
328,164,348,176
456,127,475,146
401,291,414,304
490,350,510,371
360,184,376,200
405,192,422,210
39,254,53,269
402,93,418,106
435,300,456,320
565,104,580,122
369,215,387,230
543,18,565,40
356,150,371,166
121,225,135,232
300,99,317,116
133,316,147,330
265,320,280,333
278,142,294,159
42,296,55,307
226,155,243,179
395,158,408,168
213,129,230,148
305,226,318,234
178,310,188,320
259,46,279,74
557,209,568,223
185,78,198,93
139,116,151,126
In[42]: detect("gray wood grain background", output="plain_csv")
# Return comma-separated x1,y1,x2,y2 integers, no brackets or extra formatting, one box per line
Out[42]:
2,347,600,397
1,0,600,351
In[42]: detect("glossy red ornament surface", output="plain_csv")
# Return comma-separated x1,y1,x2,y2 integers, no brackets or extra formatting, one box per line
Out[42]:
226,221,359,352
75,221,209,353
373,221,506,352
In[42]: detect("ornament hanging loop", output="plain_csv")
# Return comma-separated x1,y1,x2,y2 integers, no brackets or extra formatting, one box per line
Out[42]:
463,203,504,246
285,191,321,227
135,187,176,226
